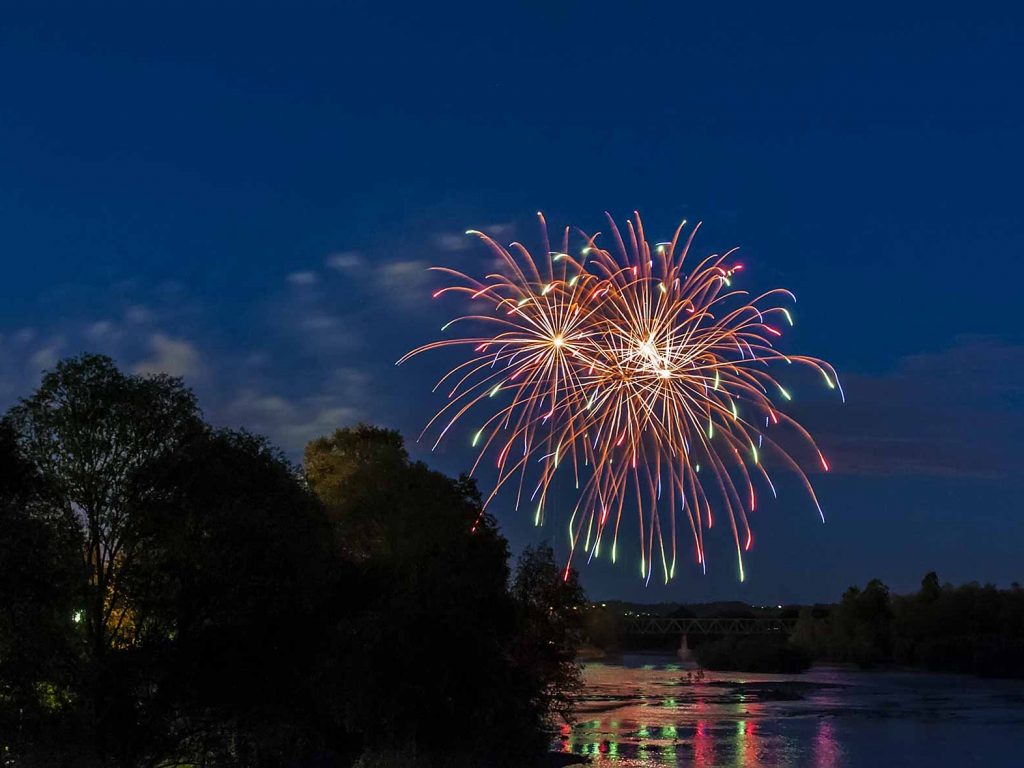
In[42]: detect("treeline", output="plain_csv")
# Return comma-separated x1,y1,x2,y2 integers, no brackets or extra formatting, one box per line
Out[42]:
583,577,1024,678
792,574,1024,677
0,355,586,767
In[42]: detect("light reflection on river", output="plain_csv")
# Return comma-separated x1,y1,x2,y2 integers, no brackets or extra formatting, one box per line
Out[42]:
561,654,1024,767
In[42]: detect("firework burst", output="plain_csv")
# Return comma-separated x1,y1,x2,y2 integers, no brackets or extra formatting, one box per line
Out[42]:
398,212,843,583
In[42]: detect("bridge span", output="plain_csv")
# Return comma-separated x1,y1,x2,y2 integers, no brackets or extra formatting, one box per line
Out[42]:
624,616,798,635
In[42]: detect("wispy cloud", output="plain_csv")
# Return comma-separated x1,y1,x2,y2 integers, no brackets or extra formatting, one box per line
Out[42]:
434,222,514,252
377,259,431,308
286,271,318,287
11,328,36,345
85,320,120,344
221,367,371,455
0,330,67,404
125,305,154,324
134,334,203,378
29,339,65,373
434,233,472,252
273,279,360,351
0,272,378,463
803,336,1024,478
325,251,364,272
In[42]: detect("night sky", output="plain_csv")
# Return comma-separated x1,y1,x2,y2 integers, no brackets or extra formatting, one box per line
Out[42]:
3,3,1023,604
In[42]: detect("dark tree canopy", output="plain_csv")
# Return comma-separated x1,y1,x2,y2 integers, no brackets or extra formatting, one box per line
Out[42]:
306,427,586,766
4,354,203,658
791,573,1024,678
306,424,501,562
305,423,409,508
307,427,514,750
509,544,586,730
0,423,83,737
0,360,589,767
122,429,343,765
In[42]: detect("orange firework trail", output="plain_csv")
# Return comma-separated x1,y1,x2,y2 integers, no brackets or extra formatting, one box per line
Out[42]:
398,212,843,584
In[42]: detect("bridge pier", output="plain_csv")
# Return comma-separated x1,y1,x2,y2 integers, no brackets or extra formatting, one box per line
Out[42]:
676,633,692,663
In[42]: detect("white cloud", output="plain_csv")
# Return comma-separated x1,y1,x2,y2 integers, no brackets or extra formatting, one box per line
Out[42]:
124,305,153,324
435,222,514,252
377,259,431,307
484,222,515,238
29,340,64,373
326,251,364,272
273,277,361,352
435,233,472,252
134,334,203,379
279,406,362,453
327,366,370,389
0,334,53,406
299,312,345,333
85,320,119,343
12,328,36,345
224,386,364,455
287,271,318,287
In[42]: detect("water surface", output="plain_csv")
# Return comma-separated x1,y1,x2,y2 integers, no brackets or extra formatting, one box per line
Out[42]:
561,654,1024,766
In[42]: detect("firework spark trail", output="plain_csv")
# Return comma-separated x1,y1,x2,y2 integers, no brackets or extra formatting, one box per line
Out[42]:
397,212,843,583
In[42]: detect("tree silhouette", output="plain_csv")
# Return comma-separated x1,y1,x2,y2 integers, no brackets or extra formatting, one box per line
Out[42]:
306,426,587,766
5,354,203,660
0,423,84,749
509,544,585,731
123,429,343,765
1,361,591,766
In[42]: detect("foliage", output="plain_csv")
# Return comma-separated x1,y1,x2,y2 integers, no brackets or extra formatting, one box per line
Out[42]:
508,544,585,730
832,579,893,666
4,354,203,660
306,424,497,562
582,606,625,652
309,427,514,758
1,360,589,766
122,429,344,766
307,427,586,765
794,573,1024,677
891,574,1024,677
0,423,85,752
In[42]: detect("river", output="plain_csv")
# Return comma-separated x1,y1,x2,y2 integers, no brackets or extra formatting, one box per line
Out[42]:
560,654,1024,767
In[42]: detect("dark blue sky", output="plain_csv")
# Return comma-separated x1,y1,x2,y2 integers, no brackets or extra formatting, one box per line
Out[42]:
3,2,1023,603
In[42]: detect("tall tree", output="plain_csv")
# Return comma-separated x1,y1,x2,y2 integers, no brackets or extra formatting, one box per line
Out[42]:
0,422,83,743
4,354,203,660
123,429,343,766
509,544,586,733
304,424,411,558
306,427,517,758
305,427,587,766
